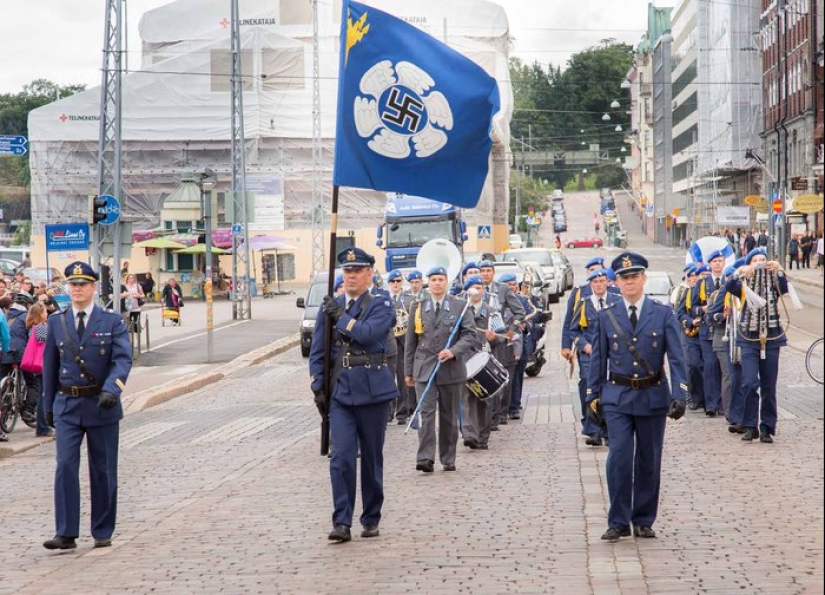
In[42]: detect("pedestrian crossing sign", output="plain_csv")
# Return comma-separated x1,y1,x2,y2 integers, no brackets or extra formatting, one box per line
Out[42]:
477,225,491,239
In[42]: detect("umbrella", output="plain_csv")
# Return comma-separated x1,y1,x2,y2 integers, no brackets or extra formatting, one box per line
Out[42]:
173,244,230,255
133,237,187,249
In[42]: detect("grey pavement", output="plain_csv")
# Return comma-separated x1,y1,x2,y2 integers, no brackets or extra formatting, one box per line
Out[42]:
0,192,821,593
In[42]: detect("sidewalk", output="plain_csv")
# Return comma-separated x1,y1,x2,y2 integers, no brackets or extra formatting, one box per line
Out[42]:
0,317,821,594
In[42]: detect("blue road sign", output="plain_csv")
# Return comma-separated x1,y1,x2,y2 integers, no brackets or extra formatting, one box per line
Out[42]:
97,194,121,225
45,223,91,251
231,223,243,236
0,135,27,145
0,145,28,156
477,225,491,239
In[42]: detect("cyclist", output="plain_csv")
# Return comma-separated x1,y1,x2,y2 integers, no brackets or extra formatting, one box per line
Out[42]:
0,293,29,441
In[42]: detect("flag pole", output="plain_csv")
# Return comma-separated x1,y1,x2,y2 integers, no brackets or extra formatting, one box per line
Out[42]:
320,185,340,455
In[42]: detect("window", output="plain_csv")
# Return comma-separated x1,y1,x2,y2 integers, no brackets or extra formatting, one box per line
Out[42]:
165,252,194,271
211,50,254,93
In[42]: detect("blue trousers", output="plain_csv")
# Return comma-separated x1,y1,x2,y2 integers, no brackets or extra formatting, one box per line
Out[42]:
603,409,666,529
577,356,604,437
685,337,705,406
739,344,781,435
700,339,721,412
329,400,389,527
509,357,528,415
726,355,744,425
53,419,119,539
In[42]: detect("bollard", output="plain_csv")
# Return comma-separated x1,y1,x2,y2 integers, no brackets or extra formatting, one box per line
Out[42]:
144,316,151,352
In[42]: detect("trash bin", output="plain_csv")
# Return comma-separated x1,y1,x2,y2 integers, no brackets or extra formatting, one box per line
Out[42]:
249,278,257,297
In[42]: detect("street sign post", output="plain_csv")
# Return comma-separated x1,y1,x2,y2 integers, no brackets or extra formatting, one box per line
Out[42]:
231,223,243,236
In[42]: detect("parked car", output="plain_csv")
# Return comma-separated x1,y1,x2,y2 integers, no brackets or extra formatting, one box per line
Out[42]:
0,247,31,266
508,233,523,250
549,249,575,290
599,187,614,199
565,236,604,249
553,218,568,233
296,271,330,357
21,267,64,283
0,258,20,277
499,248,563,303
463,251,498,264
644,271,674,305
491,261,551,305
552,189,564,202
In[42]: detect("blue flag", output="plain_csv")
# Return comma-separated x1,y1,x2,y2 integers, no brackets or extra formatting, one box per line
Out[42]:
333,0,501,209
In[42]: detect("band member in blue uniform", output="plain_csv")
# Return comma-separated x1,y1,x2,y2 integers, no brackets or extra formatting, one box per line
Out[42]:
309,248,398,542
405,266,477,472
724,248,788,443
570,268,622,446
41,262,132,551
561,256,609,365
691,250,726,416
677,265,706,410
587,252,688,542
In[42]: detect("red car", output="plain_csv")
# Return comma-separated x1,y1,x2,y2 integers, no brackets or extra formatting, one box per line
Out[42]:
566,237,603,249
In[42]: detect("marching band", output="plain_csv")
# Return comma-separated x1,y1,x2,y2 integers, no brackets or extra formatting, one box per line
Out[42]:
309,233,799,542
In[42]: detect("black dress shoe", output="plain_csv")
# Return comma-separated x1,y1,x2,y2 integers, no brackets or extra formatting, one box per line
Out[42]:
509,412,521,420
328,525,352,542
463,437,479,449
603,438,610,447
634,525,656,538
741,428,760,441
490,426,499,432
585,434,603,446
416,459,434,473
601,527,631,542
705,410,717,417
477,442,489,450
499,418,508,425
688,401,702,411
760,433,774,443
728,424,746,434
43,536,77,550
93,538,112,548
361,524,380,538
442,464,457,471
396,417,407,425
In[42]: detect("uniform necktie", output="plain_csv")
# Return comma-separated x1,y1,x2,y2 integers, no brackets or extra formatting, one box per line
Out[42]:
714,277,721,290
435,301,441,317
629,305,638,329
77,311,86,338
347,299,354,311
598,297,605,310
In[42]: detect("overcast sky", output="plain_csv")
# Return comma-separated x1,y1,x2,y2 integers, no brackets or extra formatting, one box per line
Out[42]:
0,0,652,94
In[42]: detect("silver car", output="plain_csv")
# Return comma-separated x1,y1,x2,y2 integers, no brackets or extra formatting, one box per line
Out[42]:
644,271,674,305
500,248,564,303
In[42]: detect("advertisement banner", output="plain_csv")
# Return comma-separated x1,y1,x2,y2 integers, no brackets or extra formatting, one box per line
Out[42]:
716,206,749,225
45,223,90,251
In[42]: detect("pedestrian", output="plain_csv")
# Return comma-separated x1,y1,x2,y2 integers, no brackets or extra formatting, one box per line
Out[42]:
0,294,11,442
121,274,145,332
140,272,155,300
586,252,688,542
161,278,184,325
555,234,562,249
309,247,398,543
725,248,788,443
405,266,477,473
757,230,769,248
594,213,600,234
22,301,53,437
41,261,133,551
799,232,813,268
817,233,824,276
787,235,800,269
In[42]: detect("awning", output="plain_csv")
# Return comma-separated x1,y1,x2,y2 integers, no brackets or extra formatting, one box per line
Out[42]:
166,233,199,247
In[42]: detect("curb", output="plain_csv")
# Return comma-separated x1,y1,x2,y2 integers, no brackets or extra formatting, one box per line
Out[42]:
0,333,301,461
786,274,824,290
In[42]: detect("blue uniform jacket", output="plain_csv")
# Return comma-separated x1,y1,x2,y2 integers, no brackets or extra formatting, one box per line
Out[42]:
675,286,699,336
2,308,30,364
309,291,398,406
690,276,721,341
0,311,10,353
569,292,623,355
587,299,689,416
704,285,730,331
562,284,619,349
42,306,133,426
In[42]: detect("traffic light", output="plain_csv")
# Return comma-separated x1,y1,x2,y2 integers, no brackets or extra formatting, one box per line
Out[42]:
88,195,107,225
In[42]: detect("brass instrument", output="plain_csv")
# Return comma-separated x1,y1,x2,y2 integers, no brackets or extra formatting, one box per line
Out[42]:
393,301,409,337
737,264,789,359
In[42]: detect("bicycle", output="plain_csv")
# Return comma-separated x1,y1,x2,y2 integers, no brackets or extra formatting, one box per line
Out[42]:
806,337,824,386
0,364,35,433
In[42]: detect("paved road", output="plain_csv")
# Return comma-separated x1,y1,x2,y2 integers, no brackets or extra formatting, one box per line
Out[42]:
0,192,821,594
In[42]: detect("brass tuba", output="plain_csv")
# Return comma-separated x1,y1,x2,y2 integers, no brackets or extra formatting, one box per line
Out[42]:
393,299,409,337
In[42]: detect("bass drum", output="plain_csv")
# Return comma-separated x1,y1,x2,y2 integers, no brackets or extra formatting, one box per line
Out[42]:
465,352,509,401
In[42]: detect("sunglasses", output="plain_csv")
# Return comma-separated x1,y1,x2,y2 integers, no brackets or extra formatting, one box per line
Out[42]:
389,279,403,283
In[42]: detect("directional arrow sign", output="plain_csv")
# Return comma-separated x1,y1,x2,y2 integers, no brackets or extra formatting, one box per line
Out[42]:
0,145,28,156
0,135,27,146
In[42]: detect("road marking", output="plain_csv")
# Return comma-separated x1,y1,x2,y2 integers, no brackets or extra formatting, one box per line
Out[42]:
150,320,249,351
121,421,187,449
190,416,283,444
788,325,821,339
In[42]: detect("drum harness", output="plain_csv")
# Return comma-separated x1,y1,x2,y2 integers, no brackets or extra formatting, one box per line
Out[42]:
602,308,663,390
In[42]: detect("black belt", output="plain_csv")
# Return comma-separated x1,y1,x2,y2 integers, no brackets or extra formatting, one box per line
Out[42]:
59,384,101,397
341,353,387,368
610,372,661,389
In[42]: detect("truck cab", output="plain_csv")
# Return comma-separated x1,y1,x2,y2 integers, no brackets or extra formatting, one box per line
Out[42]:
376,193,467,271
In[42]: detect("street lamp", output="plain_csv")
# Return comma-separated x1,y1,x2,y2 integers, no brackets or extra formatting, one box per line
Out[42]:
615,124,623,132
620,78,631,89
602,113,611,121
610,99,621,109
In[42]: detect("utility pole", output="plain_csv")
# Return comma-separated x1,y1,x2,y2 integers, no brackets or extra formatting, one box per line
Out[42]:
97,0,123,311
229,0,251,319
